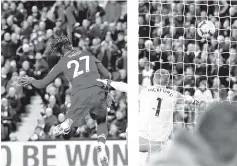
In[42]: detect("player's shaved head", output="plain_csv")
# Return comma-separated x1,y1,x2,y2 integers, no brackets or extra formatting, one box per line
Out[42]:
153,69,170,86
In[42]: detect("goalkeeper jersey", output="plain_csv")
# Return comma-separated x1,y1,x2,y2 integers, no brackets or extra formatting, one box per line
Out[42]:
139,85,178,142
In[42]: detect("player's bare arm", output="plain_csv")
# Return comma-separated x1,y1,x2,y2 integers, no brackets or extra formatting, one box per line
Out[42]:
21,60,63,89
94,57,111,79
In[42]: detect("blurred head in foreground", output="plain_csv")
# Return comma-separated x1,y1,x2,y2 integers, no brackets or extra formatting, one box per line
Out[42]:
198,102,237,162
147,102,237,166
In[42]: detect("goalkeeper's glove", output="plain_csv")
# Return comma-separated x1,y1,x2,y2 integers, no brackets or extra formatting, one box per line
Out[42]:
192,98,200,105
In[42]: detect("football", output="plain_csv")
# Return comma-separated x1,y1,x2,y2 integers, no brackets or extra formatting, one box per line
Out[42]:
197,20,216,38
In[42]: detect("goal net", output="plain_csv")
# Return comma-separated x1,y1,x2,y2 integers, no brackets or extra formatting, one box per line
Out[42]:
138,0,237,152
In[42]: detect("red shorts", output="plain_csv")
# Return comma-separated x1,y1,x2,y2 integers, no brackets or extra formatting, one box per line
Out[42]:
66,86,107,127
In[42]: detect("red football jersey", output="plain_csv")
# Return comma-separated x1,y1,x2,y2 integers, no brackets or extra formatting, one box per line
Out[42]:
32,49,110,94
62,49,102,95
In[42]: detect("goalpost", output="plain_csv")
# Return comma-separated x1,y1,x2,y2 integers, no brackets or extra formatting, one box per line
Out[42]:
138,0,237,153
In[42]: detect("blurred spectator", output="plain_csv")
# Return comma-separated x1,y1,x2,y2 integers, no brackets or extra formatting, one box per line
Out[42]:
9,133,18,141
1,98,16,139
113,111,127,135
109,123,119,138
44,107,58,130
29,126,46,141
58,113,65,124
104,1,122,22
141,62,154,87
194,79,213,103
54,78,65,105
34,52,49,78
7,87,22,119
76,117,97,138
228,83,237,101
1,1,127,141
2,67,9,88
48,95,61,117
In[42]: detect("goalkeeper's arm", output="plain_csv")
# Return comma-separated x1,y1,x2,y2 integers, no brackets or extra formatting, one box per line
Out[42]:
97,79,145,93
97,79,128,92
177,92,199,105
110,81,128,92
176,93,199,119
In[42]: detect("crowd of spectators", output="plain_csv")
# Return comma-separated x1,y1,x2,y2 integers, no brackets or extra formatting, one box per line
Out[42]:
138,0,237,130
1,0,127,141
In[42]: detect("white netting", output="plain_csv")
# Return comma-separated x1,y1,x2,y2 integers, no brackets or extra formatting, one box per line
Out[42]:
138,0,237,151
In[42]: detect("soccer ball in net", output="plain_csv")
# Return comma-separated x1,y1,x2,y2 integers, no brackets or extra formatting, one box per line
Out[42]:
197,20,216,38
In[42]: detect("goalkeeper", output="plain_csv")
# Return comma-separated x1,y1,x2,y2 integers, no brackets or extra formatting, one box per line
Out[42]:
97,69,199,158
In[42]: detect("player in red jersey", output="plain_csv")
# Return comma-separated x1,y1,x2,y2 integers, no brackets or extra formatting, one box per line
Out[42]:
21,35,110,166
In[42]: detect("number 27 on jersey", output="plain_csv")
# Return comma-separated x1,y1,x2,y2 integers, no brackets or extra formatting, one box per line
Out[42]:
67,56,90,78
